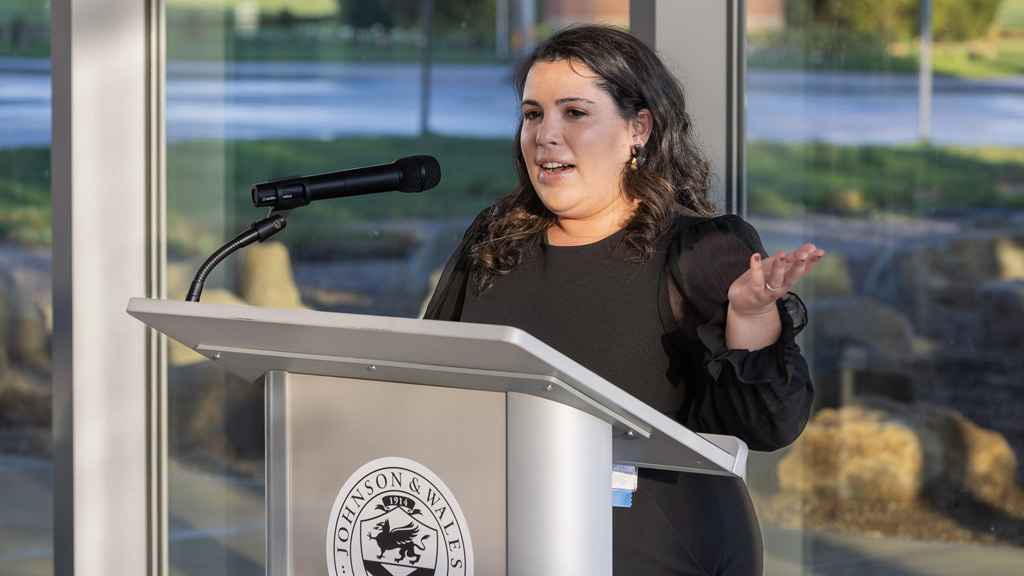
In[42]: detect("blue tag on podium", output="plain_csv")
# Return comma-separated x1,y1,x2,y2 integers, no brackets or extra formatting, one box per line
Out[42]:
611,465,638,508
612,489,633,507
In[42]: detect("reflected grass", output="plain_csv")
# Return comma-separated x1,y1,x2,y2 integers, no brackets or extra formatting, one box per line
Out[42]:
166,135,516,257
747,140,1024,217
167,0,336,17
928,37,1024,78
749,33,1024,78
4,139,1024,253
999,0,1024,29
0,147,50,247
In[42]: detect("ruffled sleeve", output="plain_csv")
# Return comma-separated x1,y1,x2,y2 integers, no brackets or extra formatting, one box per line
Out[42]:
667,214,814,451
422,208,489,321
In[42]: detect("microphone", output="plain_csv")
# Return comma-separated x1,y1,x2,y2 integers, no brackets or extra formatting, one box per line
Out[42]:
251,154,441,209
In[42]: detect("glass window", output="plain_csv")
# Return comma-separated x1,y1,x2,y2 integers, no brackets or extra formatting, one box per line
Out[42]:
155,1,1024,574
745,0,1024,571
164,2,635,573
0,0,53,573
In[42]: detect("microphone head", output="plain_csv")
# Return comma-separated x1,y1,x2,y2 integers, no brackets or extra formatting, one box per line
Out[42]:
394,155,441,193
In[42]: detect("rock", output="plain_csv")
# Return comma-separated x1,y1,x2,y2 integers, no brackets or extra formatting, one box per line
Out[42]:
166,260,200,302
864,231,1024,342
169,241,307,310
995,235,1024,279
952,412,1019,504
167,288,248,367
777,403,929,503
0,264,49,371
805,295,915,408
808,295,914,372
777,399,1017,507
235,241,306,310
978,280,1024,348
801,250,853,298
168,361,265,471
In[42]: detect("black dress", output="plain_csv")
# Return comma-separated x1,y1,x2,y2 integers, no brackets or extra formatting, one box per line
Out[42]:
424,208,814,575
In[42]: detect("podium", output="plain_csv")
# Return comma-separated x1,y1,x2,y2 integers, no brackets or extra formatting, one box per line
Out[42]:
128,297,747,576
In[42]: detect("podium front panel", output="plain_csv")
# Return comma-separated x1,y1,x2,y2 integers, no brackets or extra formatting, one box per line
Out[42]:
267,371,507,576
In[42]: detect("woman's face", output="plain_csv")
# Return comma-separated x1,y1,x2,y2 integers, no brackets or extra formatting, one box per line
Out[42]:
519,59,648,229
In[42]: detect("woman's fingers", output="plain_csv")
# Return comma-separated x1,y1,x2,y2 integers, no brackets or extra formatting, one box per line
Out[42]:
786,250,812,288
752,252,773,281
789,247,825,281
760,245,826,294
764,251,786,293
731,247,826,318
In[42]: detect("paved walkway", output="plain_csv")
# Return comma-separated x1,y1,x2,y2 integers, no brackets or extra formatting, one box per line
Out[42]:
764,526,1024,575
4,453,1024,575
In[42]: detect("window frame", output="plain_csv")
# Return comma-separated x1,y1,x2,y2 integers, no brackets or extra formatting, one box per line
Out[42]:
51,0,167,573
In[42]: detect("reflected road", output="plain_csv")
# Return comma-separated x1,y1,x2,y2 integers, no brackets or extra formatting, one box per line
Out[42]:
2,58,1024,148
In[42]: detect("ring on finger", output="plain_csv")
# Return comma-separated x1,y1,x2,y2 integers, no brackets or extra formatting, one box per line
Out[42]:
765,281,781,292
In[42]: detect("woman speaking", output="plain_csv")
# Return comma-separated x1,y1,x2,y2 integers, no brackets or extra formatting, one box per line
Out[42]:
425,24,823,575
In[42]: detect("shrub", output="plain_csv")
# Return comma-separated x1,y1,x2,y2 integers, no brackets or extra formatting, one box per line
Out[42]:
787,0,1004,42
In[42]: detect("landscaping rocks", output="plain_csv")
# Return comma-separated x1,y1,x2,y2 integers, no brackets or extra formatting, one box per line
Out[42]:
777,398,1017,507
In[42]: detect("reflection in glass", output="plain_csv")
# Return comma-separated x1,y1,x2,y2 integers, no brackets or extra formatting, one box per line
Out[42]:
0,0,53,573
745,0,1024,572
162,0,1024,573
164,1,550,572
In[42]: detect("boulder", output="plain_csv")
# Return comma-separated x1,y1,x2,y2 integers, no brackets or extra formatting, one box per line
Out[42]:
864,232,1024,342
0,264,49,371
167,288,248,367
802,248,854,298
165,288,265,471
166,260,200,303
805,295,916,408
995,235,1024,279
807,295,914,372
168,360,265,471
235,241,306,310
978,280,1024,349
777,399,1017,507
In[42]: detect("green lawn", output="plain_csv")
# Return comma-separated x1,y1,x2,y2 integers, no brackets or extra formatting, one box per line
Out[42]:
0,0,46,22
746,141,1024,216
931,37,1024,77
167,0,336,18
998,0,1024,28
6,138,1024,254
0,146,51,247
165,136,517,257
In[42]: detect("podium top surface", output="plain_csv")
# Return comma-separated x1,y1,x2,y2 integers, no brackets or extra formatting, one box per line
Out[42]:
127,297,746,476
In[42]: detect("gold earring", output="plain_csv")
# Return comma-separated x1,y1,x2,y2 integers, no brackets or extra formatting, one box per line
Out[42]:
630,144,646,170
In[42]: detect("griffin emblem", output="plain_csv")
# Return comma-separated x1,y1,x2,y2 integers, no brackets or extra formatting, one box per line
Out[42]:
366,518,432,564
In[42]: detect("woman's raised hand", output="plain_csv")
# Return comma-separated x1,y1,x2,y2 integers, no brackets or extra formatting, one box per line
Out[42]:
728,244,825,319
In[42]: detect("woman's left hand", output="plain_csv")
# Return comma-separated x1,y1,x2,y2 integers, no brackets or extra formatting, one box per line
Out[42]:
724,244,824,351
728,244,825,319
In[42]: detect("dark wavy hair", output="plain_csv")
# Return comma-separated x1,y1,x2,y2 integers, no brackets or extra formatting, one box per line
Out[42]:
471,24,715,292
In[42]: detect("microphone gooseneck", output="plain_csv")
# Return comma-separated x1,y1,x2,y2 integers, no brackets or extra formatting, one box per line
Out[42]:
184,213,288,302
